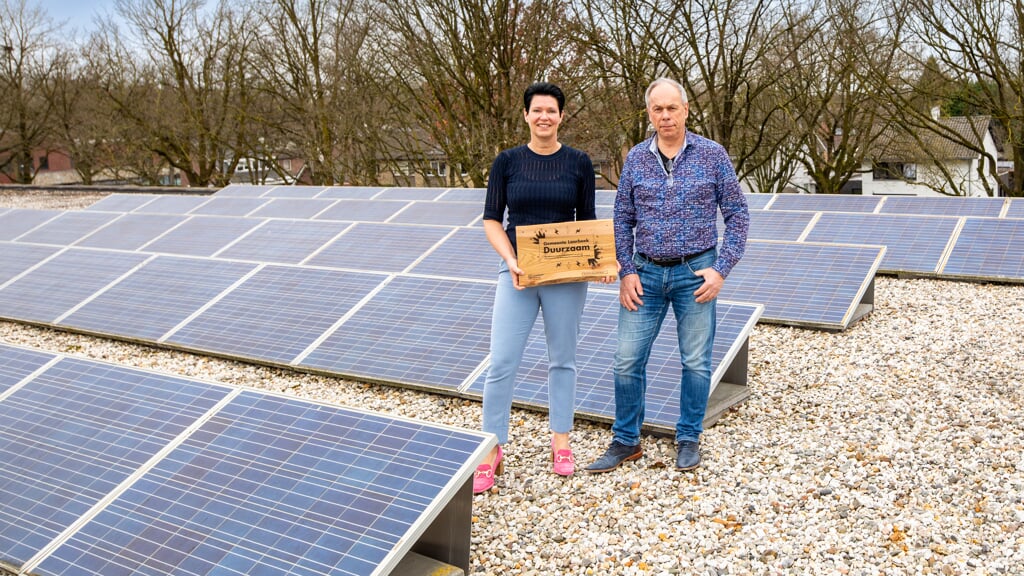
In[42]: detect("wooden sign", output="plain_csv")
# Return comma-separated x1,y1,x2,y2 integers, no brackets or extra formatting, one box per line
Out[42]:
515,219,617,287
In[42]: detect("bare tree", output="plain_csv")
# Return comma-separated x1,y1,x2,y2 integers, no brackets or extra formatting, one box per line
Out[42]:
90,0,251,187
883,0,1022,196
774,0,897,194
0,0,60,183
247,0,383,186
566,0,668,186
372,0,575,187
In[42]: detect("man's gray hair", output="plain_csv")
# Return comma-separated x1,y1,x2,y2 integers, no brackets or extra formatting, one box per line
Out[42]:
644,78,688,106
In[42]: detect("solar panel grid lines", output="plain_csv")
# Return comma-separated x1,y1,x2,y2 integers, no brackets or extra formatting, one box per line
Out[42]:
375,187,446,201
766,194,883,213
60,256,260,342
29,389,490,576
163,265,392,365
0,208,62,241
0,242,63,287
12,210,122,245
82,193,159,212
1005,198,1024,219
803,212,962,275
388,200,484,227
52,253,160,325
743,193,775,210
131,194,212,215
188,196,271,217
407,226,497,281
74,212,192,251
317,186,387,199
0,355,236,571
215,219,353,265
0,344,58,399
290,273,397,366
247,197,340,219
263,185,329,198
877,195,1006,217
139,215,267,257
304,222,455,273
298,275,495,391
211,184,273,198
313,198,410,222
939,217,1024,282
0,248,153,324
437,188,485,202
722,240,884,330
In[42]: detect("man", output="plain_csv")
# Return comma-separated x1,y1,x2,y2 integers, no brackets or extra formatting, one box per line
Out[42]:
586,78,749,473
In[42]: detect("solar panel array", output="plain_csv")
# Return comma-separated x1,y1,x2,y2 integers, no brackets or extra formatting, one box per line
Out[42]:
0,341,491,576
0,231,760,434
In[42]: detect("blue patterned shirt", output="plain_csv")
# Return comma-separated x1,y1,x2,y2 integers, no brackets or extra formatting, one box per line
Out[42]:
614,132,749,278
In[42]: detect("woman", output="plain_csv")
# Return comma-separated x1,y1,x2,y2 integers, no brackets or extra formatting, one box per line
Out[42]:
476,81,607,494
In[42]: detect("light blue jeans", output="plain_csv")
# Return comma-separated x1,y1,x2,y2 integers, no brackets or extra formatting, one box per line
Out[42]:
611,250,717,445
482,261,588,445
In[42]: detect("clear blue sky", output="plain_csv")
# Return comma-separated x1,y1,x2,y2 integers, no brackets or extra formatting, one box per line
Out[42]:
38,0,111,35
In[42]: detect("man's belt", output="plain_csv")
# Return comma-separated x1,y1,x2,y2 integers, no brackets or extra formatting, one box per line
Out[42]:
638,247,714,267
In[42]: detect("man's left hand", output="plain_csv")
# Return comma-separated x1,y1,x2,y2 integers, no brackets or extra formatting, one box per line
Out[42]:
693,268,724,303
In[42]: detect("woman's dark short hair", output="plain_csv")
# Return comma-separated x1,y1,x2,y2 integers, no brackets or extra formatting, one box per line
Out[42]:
524,82,565,113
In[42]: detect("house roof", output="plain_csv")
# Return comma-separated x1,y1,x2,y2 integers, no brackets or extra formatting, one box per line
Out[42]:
872,116,994,162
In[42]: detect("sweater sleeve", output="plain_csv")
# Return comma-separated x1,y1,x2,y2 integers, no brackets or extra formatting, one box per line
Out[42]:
483,152,508,222
576,151,597,221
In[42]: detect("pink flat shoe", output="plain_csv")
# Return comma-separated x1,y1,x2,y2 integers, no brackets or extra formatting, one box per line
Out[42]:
551,439,575,476
473,446,504,494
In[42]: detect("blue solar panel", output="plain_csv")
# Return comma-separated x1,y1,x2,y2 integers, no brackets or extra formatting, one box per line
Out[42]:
0,342,56,394
745,209,815,241
768,194,882,213
0,242,61,285
744,194,773,210
305,223,452,272
0,209,61,241
595,190,617,206
247,198,338,219
14,211,122,245
214,184,272,197
437,188,485,202
0,249,151,324
375,187,444,201
216,219,351,264
264,185,328,198
390,201,482,226
61,257,258,340
140,216,264,256
941,218,1024,281
84,193,158,212
408,227,497,280
462,294,761,434
878,196,1005,217
318,186,386,199
189,197,270,216
75,213,190,250
1005,199,1024,219
804,212,959,274
164,266,389,364
313,199,408,222
133,195,212,215
0,357,230,568
722,241,883,329
300,276,493,391
34,390,486,576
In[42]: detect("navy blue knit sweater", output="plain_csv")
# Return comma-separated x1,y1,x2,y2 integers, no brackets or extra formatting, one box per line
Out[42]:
483,144,596,253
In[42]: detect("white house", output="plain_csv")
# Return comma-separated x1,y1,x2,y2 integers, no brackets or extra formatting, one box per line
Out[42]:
861,115,1005,197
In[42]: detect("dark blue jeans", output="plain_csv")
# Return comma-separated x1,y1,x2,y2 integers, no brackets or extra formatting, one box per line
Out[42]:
611,250,716,445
